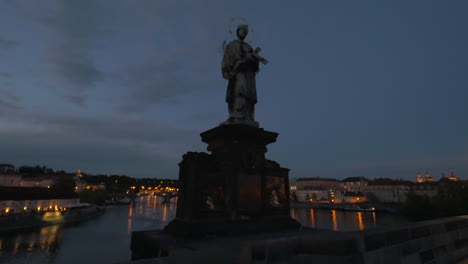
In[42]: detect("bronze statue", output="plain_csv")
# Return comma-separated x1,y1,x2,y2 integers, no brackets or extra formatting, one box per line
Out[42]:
221,24,268,126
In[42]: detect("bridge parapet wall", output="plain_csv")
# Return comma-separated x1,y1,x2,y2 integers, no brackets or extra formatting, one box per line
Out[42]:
243,216,468,263
129,215,468,263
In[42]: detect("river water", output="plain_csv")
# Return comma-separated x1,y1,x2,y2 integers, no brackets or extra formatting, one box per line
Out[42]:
0,195,407,264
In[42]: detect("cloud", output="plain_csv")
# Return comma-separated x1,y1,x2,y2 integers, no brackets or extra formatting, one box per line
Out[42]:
8,1,108,103
336,156,468,172
113,26,225,112
0,72,12,78
0,39,20,50
64,94,86,106
0,111,204,177
115,49,195,112
49,55,103,87
0,98,21,111
7,0,228,110
299,156,468,180
0,90,22,111
0,129,178,178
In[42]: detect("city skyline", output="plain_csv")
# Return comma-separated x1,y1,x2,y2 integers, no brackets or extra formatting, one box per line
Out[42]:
0,0,467,179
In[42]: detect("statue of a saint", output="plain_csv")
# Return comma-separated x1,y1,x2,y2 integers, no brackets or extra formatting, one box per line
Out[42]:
221,24,268,126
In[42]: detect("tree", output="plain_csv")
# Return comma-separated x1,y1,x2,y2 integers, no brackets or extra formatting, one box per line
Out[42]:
290,192,298,201
79,189,108,205
366,192,380,203
311,193,318,202
19,166,34,174
400,191,433,221
51,175,76,193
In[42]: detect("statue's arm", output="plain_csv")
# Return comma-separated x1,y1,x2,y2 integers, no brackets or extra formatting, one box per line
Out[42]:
222,42,239,79
251,47,268,64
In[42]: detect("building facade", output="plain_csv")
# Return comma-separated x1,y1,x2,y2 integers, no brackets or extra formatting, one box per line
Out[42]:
296,188,329,202
20,177,55,188
334,191,367,203
0,174,22,187
293,178,342,203
342,177,370,193
0,186,79,215
367,179,412,203
0,164,16,173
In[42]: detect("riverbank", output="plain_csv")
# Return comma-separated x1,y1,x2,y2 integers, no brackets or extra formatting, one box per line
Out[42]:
0,205,105,234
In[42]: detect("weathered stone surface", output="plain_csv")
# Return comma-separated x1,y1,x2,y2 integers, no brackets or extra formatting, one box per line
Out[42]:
162,124,299,239
129,216,468,263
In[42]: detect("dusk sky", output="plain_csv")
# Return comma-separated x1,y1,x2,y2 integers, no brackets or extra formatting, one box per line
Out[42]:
0,0,467,180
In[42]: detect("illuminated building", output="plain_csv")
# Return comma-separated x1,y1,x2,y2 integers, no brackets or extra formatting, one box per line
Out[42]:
0,186,79,215
294,178,341,202
367,179,412,203
289,180,297,194
411,182,438,198
334,191,367,203
20,177,55,188
341,177,370,193
416,172,423,183
424,171,436,183
440,171,459,182
367,178,439,203
295,177,341,190
0,173,22,187
296,187,329,202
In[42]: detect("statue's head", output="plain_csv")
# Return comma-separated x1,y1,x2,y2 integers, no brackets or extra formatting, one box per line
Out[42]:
236,24,249,40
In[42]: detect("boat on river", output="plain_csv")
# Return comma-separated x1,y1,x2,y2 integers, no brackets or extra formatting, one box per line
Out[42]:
342,204,376,212
0,203,105,234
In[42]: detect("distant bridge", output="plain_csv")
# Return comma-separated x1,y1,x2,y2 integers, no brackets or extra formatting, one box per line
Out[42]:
138,191,178,203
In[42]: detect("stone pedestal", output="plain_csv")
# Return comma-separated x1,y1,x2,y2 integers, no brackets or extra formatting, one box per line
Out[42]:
163,124,300,238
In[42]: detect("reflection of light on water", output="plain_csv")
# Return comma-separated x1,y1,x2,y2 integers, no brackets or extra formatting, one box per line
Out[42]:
138,204,143,215
128,205,133,217
39,225,60,251
372,212,377,228
357,212,365,230
13,235,22,254
128,205,133,234
146,196,151,207
47,226,58,245
169,201,176,211
0,199,182,262
290,208,296,219
309,209,316,228
13,242,20,255
28,241,34,252
162,205,168,222
331,210,338,231
150,197,156,215
2,225,62,256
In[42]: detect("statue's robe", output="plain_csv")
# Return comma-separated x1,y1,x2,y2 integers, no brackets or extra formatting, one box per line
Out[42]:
222,40,259,121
